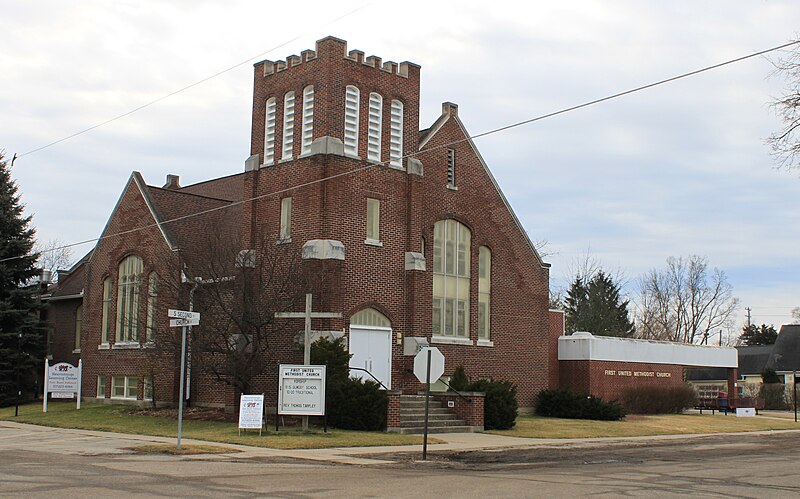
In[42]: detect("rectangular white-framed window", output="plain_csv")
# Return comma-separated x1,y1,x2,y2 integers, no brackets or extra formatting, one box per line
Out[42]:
74,304,82,350
367,92,383,162
101,276,112,343
280,197,292,240
447,149,456,188
301,85,314,155
366,198,380,243
97,375,106,398
264,97,277,165
344,85,360,156
389,99,403,168
281,91,295,160
111,376,139,400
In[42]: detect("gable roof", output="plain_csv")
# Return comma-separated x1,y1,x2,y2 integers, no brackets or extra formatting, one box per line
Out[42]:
768,324,800,372
419,102,549,269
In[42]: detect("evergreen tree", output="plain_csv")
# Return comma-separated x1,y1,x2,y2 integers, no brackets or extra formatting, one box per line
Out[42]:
564,270,634,337
739,324,778,346
0,151,44,407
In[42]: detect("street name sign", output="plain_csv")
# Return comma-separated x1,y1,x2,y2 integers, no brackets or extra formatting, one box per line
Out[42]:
168,309,200,321
170,317,199,327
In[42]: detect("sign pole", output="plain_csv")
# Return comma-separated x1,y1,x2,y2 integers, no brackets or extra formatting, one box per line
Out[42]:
15,333,22,417
77,359,82,410
794,370,797,423
422,348,431,461
177,322,188,450
43,358,49,413
302,293,311,432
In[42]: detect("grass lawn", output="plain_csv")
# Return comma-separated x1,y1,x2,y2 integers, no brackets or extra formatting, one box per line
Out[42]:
0,401,435,449
489,413,800,439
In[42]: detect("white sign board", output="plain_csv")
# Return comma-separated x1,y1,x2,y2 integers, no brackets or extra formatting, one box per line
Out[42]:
736,407,756,417
43,360,82,412
168,309,200,321
48,362,80,394
413,347,445,384
238,394,265,429
278,365,326,416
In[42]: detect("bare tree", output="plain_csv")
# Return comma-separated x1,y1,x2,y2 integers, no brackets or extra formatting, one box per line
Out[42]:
767,40,800,173
33,239,73,282
791,306,800,324
635,255,739,344
157,228,309,397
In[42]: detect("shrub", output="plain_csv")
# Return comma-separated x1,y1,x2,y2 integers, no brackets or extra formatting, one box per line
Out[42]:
621,385,696,414
448,366,470,392
535,388,625,421
761,383,789,410
467,379,518,430
310,337,387,431
326,377,388,431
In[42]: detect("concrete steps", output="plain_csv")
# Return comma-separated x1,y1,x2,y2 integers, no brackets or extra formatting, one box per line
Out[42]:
397,394,473,434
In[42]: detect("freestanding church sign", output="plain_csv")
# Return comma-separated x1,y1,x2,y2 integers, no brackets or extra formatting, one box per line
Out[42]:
43,359,82,412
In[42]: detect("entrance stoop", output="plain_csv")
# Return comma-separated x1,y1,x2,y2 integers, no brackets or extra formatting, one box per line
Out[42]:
395,395,475,434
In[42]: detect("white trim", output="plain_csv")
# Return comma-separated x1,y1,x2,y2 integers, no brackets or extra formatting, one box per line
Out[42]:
112,341,140,350
476,339,494,347
364,239,383,247
431,335,473,346
98,343,110,350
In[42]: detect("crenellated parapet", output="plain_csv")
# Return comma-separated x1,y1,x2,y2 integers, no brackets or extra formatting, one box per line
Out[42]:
257,36,419,79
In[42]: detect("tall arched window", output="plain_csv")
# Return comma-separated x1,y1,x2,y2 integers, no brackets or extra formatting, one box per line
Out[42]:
281,91,295,160
263,97,277,165
478,246,491,340
432,220,471,337
116,255,143,342
101,276,112,343
389,99,403,168
146,272,158,339
301,85,314,155
367,92,383,162
344,85,360,156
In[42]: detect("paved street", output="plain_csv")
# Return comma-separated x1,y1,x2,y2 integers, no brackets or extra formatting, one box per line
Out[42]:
2,421,799,498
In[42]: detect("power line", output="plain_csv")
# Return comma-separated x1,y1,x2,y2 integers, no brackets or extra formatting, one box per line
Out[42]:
4,38,799,263
13,2,374,160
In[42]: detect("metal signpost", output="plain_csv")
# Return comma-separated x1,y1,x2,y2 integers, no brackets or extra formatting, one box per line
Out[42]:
169,308,200,450
413,347,445,460
794,370,798,423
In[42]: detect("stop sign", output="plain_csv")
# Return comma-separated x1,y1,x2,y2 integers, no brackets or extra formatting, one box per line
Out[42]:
414,347,445,384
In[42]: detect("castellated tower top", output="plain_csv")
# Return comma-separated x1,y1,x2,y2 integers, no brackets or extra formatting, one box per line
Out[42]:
254,36,420,78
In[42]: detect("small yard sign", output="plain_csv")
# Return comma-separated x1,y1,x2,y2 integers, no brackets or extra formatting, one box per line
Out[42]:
43,359,82,412
238,394,265,435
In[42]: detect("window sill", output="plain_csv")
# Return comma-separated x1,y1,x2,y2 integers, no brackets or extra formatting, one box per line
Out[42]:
113,342,140,350
260,161,274,168
344,152,362,160
476,339,494,347
279,157,293,164
431,336,473,346
446,185,458,191
98,343,110,350
110,396,138,401
72,348,81,354
387,163,405,171
143,342,155,349
276,238,292,245
364,238,383,247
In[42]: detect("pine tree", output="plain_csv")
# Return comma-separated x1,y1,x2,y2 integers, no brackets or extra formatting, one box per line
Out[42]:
564,270,634,337
0,151,44,407
739,324,778,346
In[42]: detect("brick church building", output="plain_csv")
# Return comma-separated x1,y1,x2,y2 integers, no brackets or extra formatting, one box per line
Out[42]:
48,36,737,419
64,36,553,411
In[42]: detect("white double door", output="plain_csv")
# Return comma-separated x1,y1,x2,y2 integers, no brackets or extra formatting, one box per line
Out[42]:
348,326,392,389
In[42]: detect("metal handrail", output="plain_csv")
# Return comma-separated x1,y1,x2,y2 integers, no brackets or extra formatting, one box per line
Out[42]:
348,367,390,391
438,379,473,404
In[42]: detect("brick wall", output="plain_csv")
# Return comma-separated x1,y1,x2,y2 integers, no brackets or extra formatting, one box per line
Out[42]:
431,392,484,429
559,360,685,401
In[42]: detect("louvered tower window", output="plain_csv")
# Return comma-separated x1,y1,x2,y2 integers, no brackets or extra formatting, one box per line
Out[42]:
281,91,295,160
367,92,383,162
263,97,277,165
344,85,360,156
389,100,403,168
301,85,314,155
447,149,456,187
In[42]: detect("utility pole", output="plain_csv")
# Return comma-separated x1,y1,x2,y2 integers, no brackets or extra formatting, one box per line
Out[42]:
745,307,752,327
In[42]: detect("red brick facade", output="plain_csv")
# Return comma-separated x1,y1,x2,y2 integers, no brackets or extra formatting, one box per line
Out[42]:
61,36,554,412
559,360,685,401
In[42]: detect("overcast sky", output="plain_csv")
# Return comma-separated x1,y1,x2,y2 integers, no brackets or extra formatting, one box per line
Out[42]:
2,0,799,337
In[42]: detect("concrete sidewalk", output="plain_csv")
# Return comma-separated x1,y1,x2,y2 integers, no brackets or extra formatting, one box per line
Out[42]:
3,420,800,466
